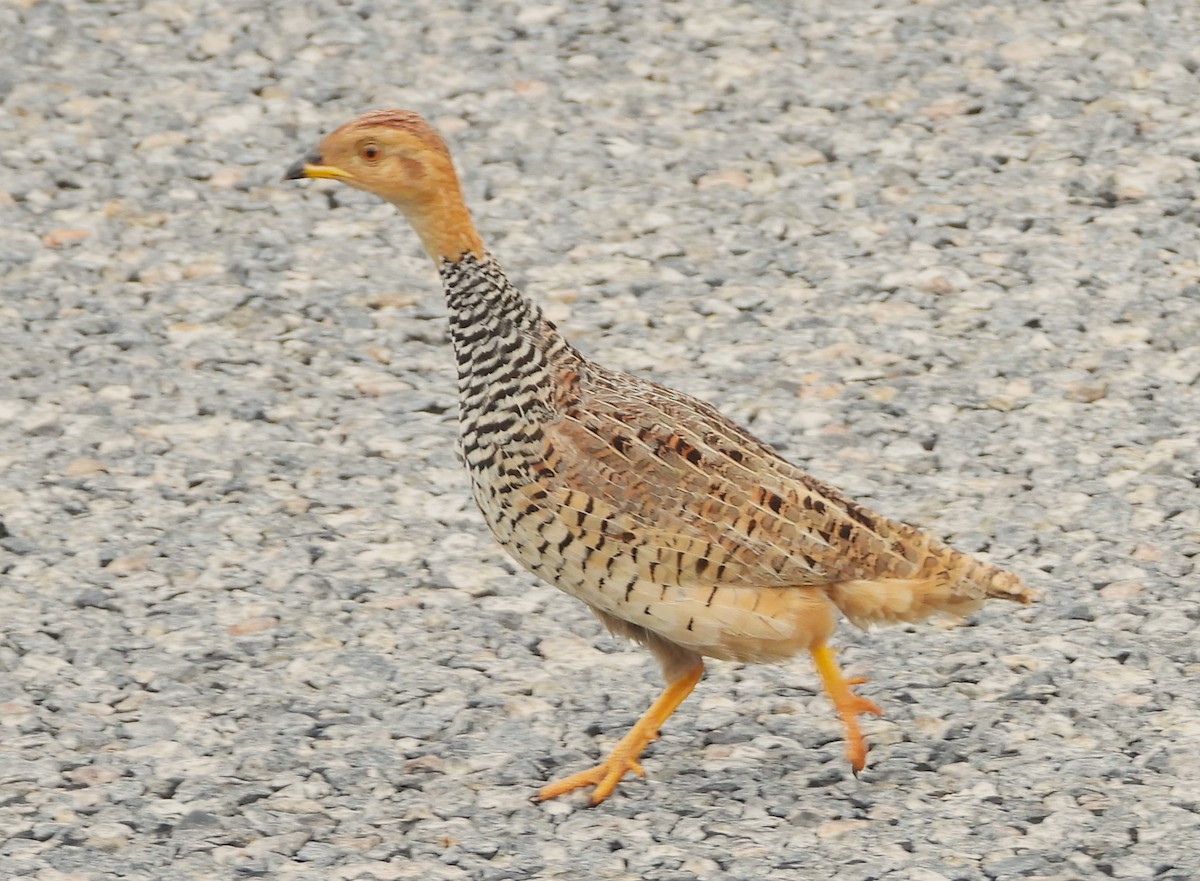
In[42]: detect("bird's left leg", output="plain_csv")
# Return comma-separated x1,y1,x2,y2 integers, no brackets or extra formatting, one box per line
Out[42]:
536,658,704,805
811,640,882,773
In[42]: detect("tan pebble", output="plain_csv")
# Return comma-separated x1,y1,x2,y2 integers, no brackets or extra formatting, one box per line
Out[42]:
208,168,242,188
366,290,419,309
42,228,90,248
138,130,189,150
138,264,183,284
1100,581,1142,600
183,260,223,279
999,36,1054,63
63,458,108,476
697,170,750,189
1114,692,1151,707
1065,380,1108,403
227,616,278,636
166,321,207,334
817,818,870,839
542,301,571,323
1005,379,1034,398
59,96,98,117
919,272,958,294
796,383,842,401
1125,484,1156,505
114,692,146,711
87,822,133,849
106,554,149,574
920,96,972,119
98,384,133,401
350,369,410,397
263,796,324,813
433,115,469,136
516,4,561,25
69,765,120,785
404,755,445,772
445,562,508,595
328,834,384,850
72,789,105,810
537,633,604,662
1130,544,1161,562
789,144,827,166
197,30,232,56
504,695,552,718
866,300,921,322
513,79,549,96
282,496,311,514
1000,653,1042,672
365,344,391,364
205,106,262,136
363,436,406,459
366,595,420,611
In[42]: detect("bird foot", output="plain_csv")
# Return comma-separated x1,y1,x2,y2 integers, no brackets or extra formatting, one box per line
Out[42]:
535,661,704,806
811,643,883,774
835,689,883,774
537,751,647,805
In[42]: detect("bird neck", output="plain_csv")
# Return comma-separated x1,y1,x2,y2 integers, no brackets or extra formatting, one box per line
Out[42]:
438,253,582,426
396,189,486,264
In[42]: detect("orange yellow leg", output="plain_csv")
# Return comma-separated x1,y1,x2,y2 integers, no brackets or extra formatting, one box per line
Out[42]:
537,660,704,805
811,641,882,773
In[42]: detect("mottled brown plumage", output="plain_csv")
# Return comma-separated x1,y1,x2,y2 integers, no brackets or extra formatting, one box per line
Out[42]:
286,110,1036,805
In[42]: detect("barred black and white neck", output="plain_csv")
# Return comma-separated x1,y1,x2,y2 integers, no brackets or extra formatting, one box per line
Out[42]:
438,252,584,471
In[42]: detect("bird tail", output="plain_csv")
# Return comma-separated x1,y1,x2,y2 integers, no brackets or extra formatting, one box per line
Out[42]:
827,553,1037,628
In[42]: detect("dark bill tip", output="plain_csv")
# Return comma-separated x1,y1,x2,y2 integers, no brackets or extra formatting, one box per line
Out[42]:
283,149,323,181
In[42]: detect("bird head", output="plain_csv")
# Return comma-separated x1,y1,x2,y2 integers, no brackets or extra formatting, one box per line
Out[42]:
285,109,483,264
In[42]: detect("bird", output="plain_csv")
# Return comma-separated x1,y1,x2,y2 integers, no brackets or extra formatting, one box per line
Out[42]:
285,109,1036,805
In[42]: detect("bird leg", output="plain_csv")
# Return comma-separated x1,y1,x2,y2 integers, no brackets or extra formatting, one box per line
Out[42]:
811,640,882,773
537,659,705,805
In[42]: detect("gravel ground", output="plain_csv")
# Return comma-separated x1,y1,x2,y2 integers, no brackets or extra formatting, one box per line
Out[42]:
3,0,1199,878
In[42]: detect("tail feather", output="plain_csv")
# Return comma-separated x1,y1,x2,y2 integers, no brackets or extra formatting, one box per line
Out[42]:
827,556,1037,629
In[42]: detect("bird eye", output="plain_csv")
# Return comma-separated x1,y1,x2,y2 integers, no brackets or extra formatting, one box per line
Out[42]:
361,143,381,162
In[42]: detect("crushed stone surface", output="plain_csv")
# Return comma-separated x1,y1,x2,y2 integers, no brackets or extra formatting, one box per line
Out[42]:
2,0,1198,878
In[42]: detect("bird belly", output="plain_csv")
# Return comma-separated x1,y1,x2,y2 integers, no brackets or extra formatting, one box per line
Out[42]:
475,488,835,663
587,577,837,665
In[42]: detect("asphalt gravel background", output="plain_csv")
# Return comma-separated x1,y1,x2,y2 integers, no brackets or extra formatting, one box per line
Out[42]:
2,0,1199,879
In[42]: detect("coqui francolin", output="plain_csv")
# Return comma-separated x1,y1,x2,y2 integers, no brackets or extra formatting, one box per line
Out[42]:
285,109,1035,805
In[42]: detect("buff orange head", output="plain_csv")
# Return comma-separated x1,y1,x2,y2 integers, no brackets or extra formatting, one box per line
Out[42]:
285,109,484,264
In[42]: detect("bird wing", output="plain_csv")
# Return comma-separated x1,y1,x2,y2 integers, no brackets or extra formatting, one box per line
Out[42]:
534,368,930,592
